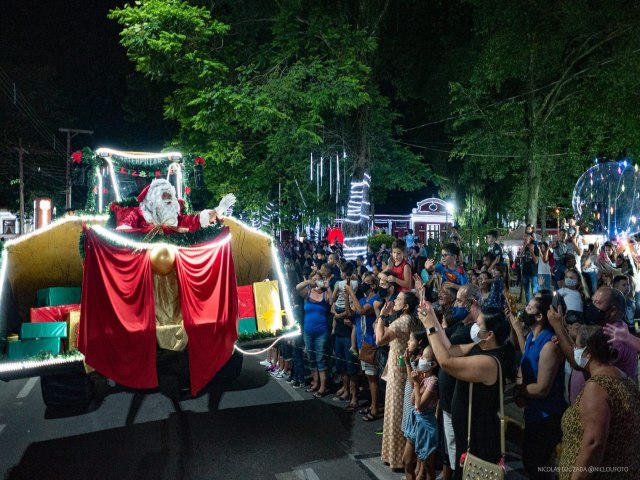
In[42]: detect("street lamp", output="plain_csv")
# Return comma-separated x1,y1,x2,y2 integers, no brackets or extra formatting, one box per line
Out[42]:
445,202,455,238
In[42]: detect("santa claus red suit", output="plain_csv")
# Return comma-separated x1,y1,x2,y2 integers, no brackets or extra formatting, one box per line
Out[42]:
114,179,234,233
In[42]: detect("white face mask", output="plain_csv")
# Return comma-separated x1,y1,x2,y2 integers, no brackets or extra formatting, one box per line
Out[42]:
470,323,484,344
574,347,589,369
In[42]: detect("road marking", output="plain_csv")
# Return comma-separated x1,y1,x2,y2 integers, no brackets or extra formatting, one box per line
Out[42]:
271,377,305,401
16,377,38,399
0,425,5,435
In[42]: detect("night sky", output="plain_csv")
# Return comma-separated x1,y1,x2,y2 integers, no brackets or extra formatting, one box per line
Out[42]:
0,0,168,151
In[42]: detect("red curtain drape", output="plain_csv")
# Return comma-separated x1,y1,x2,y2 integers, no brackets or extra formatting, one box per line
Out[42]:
79,229,158,389
175,231,238,395
79,227,239,394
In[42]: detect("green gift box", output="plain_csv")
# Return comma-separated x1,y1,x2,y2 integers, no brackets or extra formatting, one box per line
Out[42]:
7,338,61,360
36,287,82,307
238,317,257,334
21,321,67,339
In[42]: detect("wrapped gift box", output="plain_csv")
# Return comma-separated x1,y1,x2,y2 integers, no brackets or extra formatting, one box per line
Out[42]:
253,280,282,332
21,321,67,339
65,310,81,351
237,285,256,319
30,304,81,323
238,317,257,334
36,287,82,307
7,338,61,360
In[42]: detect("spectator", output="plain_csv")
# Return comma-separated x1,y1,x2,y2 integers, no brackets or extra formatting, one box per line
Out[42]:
486,229,503,270
612,274,636,334
557,268,585,325
477,271,492,301
548,287,638,404
425,243,468,289
418,305,515,480
405,348,440,480
345,274,382,421
513,295,567,479
375,291,421,472
404,228,417,249
537,241,552,293
558,327,640,479
331,262,359,409
433,284,483,480
382,239,413,292
519,233,540,303
552,229,571,288
296,272,332,398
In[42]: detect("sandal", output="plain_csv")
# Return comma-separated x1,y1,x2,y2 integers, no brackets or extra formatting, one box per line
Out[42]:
332,395,350,402
313,390,328,399
305,386,318,393
359,406,371,415
362,412,382,422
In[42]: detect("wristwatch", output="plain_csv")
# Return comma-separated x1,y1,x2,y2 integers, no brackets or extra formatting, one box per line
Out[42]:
427,326,438,336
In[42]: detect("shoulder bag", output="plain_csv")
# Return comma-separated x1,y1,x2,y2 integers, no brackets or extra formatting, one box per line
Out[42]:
461,356,506,480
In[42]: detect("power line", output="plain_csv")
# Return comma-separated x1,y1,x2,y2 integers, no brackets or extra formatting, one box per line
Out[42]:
399,140,568,158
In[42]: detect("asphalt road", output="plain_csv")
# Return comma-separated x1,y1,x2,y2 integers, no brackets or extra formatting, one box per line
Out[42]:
0,354,528,480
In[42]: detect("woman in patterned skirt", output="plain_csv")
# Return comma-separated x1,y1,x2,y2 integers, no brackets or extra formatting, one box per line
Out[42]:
375,291,421,471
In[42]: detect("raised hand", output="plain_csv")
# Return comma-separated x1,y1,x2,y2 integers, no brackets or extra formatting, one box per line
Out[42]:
215,193,237,217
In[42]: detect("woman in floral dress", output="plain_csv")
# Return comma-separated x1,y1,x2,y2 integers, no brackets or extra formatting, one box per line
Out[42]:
375,291,421,471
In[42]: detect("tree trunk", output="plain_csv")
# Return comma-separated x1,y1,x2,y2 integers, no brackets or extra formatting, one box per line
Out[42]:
540,204,547,238
524,44,540,227
343,106,371,259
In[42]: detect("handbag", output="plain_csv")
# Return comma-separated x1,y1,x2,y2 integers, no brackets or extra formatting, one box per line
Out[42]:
461,356,506,480
358,341,378,364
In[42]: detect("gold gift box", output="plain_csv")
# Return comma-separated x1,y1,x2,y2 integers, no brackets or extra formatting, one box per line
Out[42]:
64,310,81,352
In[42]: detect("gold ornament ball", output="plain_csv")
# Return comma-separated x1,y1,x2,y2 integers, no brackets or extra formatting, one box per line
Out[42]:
150,245,176,275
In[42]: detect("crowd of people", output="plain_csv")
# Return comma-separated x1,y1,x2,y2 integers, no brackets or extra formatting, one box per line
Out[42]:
260,221,640,480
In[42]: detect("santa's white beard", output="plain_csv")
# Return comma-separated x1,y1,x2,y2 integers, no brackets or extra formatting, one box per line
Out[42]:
145,200,180,226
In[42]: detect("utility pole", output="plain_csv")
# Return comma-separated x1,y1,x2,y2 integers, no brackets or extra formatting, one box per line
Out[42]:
59,128,93,209
16,139,27,236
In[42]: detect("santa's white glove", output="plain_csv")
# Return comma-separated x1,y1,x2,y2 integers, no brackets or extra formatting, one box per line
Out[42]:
215,193,236,217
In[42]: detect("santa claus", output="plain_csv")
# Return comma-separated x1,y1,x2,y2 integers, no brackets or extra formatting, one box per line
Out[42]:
115,178,236,232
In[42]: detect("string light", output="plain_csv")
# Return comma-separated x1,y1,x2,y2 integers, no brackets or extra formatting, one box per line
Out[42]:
96,148,182,162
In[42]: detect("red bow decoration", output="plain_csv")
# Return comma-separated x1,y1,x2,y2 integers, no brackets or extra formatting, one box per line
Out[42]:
131,171,139,177
102,187,109,194
120,167,127,174
155,170,162,178
72,151,83,164
185,186,191,195
195,156,205,166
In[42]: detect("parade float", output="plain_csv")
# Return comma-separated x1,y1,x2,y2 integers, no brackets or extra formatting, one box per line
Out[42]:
0,148,296,413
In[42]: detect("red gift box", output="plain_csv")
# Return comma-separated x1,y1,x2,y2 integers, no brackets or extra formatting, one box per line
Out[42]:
30,304,81,323
237,285,256,319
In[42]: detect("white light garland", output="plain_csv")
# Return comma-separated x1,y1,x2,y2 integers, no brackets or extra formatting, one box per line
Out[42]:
0,354,85,374
233,327,301,356
96,148,182,162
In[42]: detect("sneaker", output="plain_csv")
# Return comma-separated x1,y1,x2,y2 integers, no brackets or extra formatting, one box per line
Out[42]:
267,365,279,373
259,359,271,366
286,376,295,384
276,370,289,379
292,381,304,389
270,368,282,377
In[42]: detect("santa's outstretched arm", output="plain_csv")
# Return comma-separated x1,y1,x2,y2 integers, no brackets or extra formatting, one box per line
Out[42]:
200,193,236,226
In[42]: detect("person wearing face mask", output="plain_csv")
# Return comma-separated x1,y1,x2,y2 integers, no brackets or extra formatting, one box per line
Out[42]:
548,286,638,404
557,268,584,325
558,326,640,480
512,296,567,480
612,274,637,334
418,304,516,480
434,285,483,480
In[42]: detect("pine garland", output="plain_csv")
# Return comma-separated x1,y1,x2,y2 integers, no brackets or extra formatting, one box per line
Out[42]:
236,326,299,344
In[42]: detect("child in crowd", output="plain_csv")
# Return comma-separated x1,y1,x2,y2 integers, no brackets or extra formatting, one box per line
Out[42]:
407,347,439,480
383,239,413,292
402,329,429,480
